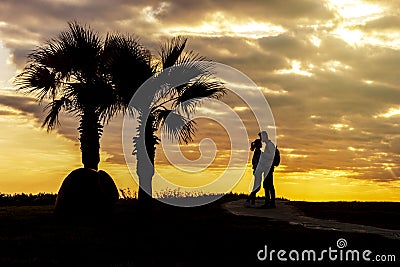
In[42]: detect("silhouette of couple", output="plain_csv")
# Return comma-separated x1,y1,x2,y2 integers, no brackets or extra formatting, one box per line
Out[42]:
245,131,280,209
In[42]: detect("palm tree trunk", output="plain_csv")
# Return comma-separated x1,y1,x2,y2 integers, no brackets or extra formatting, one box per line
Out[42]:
79,108,102,170
135,118,156,256
136,115,157,205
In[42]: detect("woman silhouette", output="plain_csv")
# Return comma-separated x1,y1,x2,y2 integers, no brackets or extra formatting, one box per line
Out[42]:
245,135,263,207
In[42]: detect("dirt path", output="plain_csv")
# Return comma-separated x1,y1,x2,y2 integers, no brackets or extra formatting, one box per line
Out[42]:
223,199,400,240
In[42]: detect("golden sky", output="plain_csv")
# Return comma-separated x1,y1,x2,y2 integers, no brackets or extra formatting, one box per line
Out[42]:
0,0,400,201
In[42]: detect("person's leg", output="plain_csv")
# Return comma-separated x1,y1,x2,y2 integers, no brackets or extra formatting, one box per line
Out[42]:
261,171,268,205
267,173,276,207
258,171,269,208
247,169,262,205
246,170,256,202
248,186,260,205
264,189,270,206
269,185,276,207
261,171,276,207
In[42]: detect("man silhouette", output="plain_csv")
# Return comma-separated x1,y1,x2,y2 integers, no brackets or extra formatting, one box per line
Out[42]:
259,131,279,208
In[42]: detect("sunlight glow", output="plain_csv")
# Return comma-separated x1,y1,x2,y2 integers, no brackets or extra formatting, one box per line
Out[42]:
141,2,170,23
331,123,353,131
0,40,17,88
348,146,365,152
275,60,313,77
0,112,80,193
363,80,374,85
309,35,321,47
331,123,346,130
382,163,398,179
326,0,399,48
260,86,288,96
280,148,294,153
279,148,308,159
286,154,308,159
327,0,384,21
166,12,286,39
320,60,351,73
374,107,400,118
332,28,364,47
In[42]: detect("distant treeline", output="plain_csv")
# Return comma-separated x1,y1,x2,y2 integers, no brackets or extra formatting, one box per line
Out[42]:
0,191,288,206
0,193,57,206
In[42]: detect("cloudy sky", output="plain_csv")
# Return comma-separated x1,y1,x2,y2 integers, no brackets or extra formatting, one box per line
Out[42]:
0,0,400,201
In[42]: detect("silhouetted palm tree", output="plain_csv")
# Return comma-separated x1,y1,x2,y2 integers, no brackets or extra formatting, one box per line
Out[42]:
132,37,226,204
15,22,152,170
16,22,225,206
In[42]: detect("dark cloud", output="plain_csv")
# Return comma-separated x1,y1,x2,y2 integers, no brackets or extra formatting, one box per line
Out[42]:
0,0,159,67
258,33,317,60
0,92,80,141
0,110,15,116
160,0,334,27
0,93,42,115
0,0,335,68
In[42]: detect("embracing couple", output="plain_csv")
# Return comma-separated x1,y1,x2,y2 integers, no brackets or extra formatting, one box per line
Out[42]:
245,131,280,209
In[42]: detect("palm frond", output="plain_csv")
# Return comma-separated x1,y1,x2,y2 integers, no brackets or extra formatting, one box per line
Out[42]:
173,80,226,115
29,40,70,80
150,60,219,110
15,21,103,101
57,21,103,80
159,36,187,70
175,50,208,66
15,65,58,102
103,33,153,107
92,80,120,124
155,109,197,144
42,97,72,131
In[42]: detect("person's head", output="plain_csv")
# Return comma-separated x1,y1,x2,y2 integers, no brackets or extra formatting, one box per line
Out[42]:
258,131,269,142
250,138,262,151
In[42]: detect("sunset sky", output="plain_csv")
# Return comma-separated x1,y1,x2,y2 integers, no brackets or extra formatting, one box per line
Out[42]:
1,0,400,201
